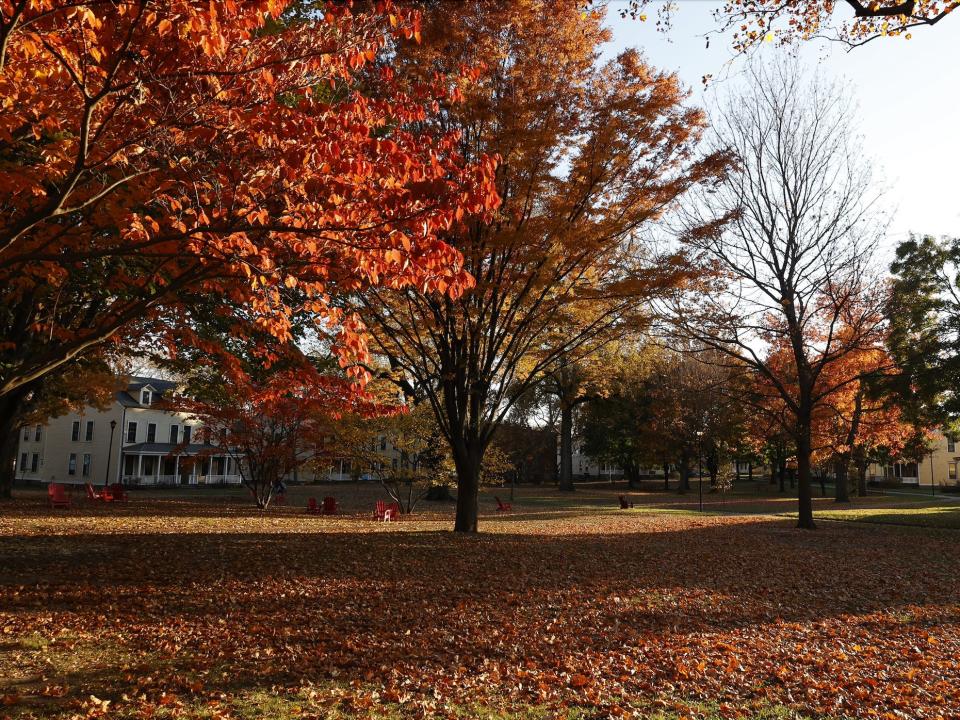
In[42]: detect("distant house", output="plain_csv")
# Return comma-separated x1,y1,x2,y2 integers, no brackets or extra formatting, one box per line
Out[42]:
14,377,239,486
869,432,960,489
13,376,413,487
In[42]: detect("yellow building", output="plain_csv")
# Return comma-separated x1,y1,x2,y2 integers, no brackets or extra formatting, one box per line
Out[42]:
869,432,960,489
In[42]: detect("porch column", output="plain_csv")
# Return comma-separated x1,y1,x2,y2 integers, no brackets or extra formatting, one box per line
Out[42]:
136,454,142,484
173,455,179,485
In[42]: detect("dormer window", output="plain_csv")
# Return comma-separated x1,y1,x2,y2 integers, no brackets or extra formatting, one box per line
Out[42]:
140,388,152,405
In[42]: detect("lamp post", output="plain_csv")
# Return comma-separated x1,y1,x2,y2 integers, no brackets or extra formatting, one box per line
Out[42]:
696,430,704,513
104,419,117,488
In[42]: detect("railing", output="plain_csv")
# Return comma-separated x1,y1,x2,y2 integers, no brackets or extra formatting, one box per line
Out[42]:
122,474,242,486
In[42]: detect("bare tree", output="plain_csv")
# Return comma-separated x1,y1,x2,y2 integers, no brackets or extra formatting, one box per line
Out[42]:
662,60,887,529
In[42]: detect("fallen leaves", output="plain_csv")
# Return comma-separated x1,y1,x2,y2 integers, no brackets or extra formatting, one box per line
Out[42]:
1,491,959,718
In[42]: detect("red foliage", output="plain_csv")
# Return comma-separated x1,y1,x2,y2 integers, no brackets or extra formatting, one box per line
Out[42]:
0,0,499,397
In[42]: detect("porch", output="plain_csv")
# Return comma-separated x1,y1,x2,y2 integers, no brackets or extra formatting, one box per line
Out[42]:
120,444,241,486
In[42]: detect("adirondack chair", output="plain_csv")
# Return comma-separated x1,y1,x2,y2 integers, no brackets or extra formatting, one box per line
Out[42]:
618,495,629,509
374,500,394,522
85,482,113,502
48,483,71,509
495,496,512,512
109,483,128,501
272,491,287,506
388,502,401,520
306,497,320,514
321,496,338,515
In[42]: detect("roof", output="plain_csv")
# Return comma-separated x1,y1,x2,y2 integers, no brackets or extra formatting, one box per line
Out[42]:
116,376,181,408
121,442,223,455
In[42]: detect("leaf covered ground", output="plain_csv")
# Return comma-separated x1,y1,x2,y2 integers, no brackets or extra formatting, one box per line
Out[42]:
1,485,959,719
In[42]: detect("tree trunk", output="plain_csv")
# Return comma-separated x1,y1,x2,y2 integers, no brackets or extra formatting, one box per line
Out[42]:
452,443,481,533
678,452,690,493
778,458,786,492
0,388,28,499
835,390,860,503
625,460,640,489
796,431,816,529
855,452,868,497
662,462,670,491
558,403,574,492
834,454,851,503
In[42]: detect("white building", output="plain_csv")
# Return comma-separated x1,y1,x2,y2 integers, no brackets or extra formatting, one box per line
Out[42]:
14,377,241,486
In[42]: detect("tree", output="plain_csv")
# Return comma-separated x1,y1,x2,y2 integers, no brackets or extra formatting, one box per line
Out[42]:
887,235,960,431
331,398,451,514
615,1,957,50
542,347,618,492
579,351,655,489
0,0,497,466
663,61,886,529
176,363,393,509
361,0,727,532
810,340,915,502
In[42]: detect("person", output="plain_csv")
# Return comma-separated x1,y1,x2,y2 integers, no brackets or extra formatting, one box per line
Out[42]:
273,478,286,496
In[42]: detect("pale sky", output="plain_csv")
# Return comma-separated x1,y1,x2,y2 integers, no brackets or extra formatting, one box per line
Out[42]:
602,1,960,264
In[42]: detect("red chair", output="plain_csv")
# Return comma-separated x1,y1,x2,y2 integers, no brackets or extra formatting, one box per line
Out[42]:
495,496,512,512
388,501,401,520
321,496,338,515
306,497,320,514
48,483,71,509
273,492,286,506
85,483,113,502
109,483,127,501
374,500,394,522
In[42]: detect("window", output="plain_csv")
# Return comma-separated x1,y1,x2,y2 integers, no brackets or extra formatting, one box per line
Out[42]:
183,426,192,445
22,426,28,441
170,425,179,444
949,437,956,453
71,421,80,441
68,453,77,475
30,453,39,472
140,389,152,405
82,453,92,477
380,436,386,451
950,463,957,481
85,420,94,441
19,452,26,471
34,425,41,441
127,421,137,443
147,423,156,443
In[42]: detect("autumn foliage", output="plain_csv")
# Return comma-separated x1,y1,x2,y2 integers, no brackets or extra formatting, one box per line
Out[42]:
0,0,498,403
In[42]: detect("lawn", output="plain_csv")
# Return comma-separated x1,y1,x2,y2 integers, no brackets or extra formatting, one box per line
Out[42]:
1,484,959,719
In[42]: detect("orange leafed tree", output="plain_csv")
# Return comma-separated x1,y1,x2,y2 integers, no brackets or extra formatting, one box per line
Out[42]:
174,363,401,509
0,0,498,492
360,0,728,532
810,341,918,500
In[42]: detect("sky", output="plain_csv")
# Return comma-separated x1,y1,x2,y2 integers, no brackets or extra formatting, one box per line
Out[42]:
601,1,960,264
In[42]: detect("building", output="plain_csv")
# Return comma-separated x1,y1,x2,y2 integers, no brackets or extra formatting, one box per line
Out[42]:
14,377,241,486
870,432,960,489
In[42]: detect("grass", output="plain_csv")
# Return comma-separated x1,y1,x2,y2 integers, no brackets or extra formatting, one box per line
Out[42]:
2,483,959,718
